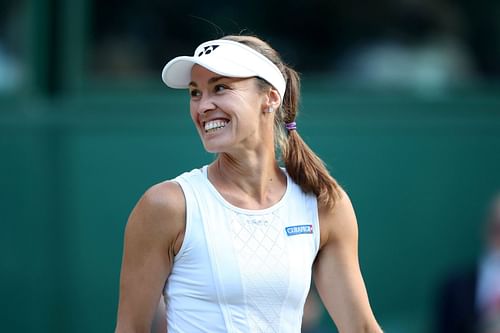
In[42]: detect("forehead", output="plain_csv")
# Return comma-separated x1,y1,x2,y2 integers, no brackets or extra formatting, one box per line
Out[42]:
191,64,218,78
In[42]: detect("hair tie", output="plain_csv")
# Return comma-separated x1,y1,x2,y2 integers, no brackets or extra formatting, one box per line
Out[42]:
285,122,297,131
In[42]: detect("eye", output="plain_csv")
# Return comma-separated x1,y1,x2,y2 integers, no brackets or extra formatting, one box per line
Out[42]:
214,84,229,93
189,89,201,98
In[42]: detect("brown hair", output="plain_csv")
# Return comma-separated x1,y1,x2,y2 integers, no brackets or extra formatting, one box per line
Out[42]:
221,35,341,208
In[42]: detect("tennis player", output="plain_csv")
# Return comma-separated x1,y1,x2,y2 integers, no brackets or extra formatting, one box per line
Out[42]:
115,35,383,333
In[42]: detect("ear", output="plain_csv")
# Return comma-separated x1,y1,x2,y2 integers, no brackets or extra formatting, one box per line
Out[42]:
262,88,281,113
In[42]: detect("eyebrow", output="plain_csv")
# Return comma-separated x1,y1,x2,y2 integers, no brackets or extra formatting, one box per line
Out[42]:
188,75,229,87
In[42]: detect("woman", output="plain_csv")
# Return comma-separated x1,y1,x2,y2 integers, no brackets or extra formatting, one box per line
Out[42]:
115,35,383,333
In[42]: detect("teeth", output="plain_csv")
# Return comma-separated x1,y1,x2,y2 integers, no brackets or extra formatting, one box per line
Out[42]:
204,120,228,133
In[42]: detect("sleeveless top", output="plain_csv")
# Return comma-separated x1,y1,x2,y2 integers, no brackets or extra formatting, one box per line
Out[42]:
163,166,320,333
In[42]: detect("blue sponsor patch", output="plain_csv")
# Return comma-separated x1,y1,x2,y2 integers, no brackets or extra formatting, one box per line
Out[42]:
285,224,313,236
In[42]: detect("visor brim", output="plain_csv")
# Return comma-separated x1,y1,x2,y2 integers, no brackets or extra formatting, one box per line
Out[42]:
162,56,256,88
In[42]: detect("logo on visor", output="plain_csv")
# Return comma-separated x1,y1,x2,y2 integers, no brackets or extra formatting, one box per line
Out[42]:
198,45,220,57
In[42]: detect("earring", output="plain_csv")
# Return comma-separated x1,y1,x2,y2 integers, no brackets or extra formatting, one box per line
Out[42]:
267,107,274,113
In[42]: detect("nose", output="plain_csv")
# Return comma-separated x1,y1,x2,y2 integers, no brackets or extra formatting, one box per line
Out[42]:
196,94,217,115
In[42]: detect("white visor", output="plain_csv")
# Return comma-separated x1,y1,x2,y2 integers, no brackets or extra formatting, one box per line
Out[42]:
161,39,286,98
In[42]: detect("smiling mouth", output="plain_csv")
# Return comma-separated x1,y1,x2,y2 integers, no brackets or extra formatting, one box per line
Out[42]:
204,119,229,133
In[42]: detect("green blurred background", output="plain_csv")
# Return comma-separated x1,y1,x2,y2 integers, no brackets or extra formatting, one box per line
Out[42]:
1,0,500,332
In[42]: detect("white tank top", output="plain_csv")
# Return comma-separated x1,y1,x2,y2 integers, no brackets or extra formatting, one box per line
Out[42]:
163,166,320,333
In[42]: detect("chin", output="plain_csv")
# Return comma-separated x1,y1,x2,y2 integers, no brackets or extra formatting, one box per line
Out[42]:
202,142,225,154
204,147,221,154
200,135,232,154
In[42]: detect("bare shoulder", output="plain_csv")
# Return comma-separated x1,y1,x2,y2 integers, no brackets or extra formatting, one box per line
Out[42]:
138,180,185,217
318,187,358,249
126,180,186,254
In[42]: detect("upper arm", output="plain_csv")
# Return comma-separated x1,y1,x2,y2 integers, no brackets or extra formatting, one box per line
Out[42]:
313,189,382,333
115,181,185,333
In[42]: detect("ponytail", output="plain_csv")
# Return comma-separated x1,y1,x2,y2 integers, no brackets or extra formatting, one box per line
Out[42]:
279,67,341,208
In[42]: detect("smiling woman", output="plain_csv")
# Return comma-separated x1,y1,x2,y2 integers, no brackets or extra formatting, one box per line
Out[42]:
187,67,275,155
114,34,383,333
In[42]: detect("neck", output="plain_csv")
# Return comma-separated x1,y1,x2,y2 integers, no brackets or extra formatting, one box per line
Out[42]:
208,151,287,209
